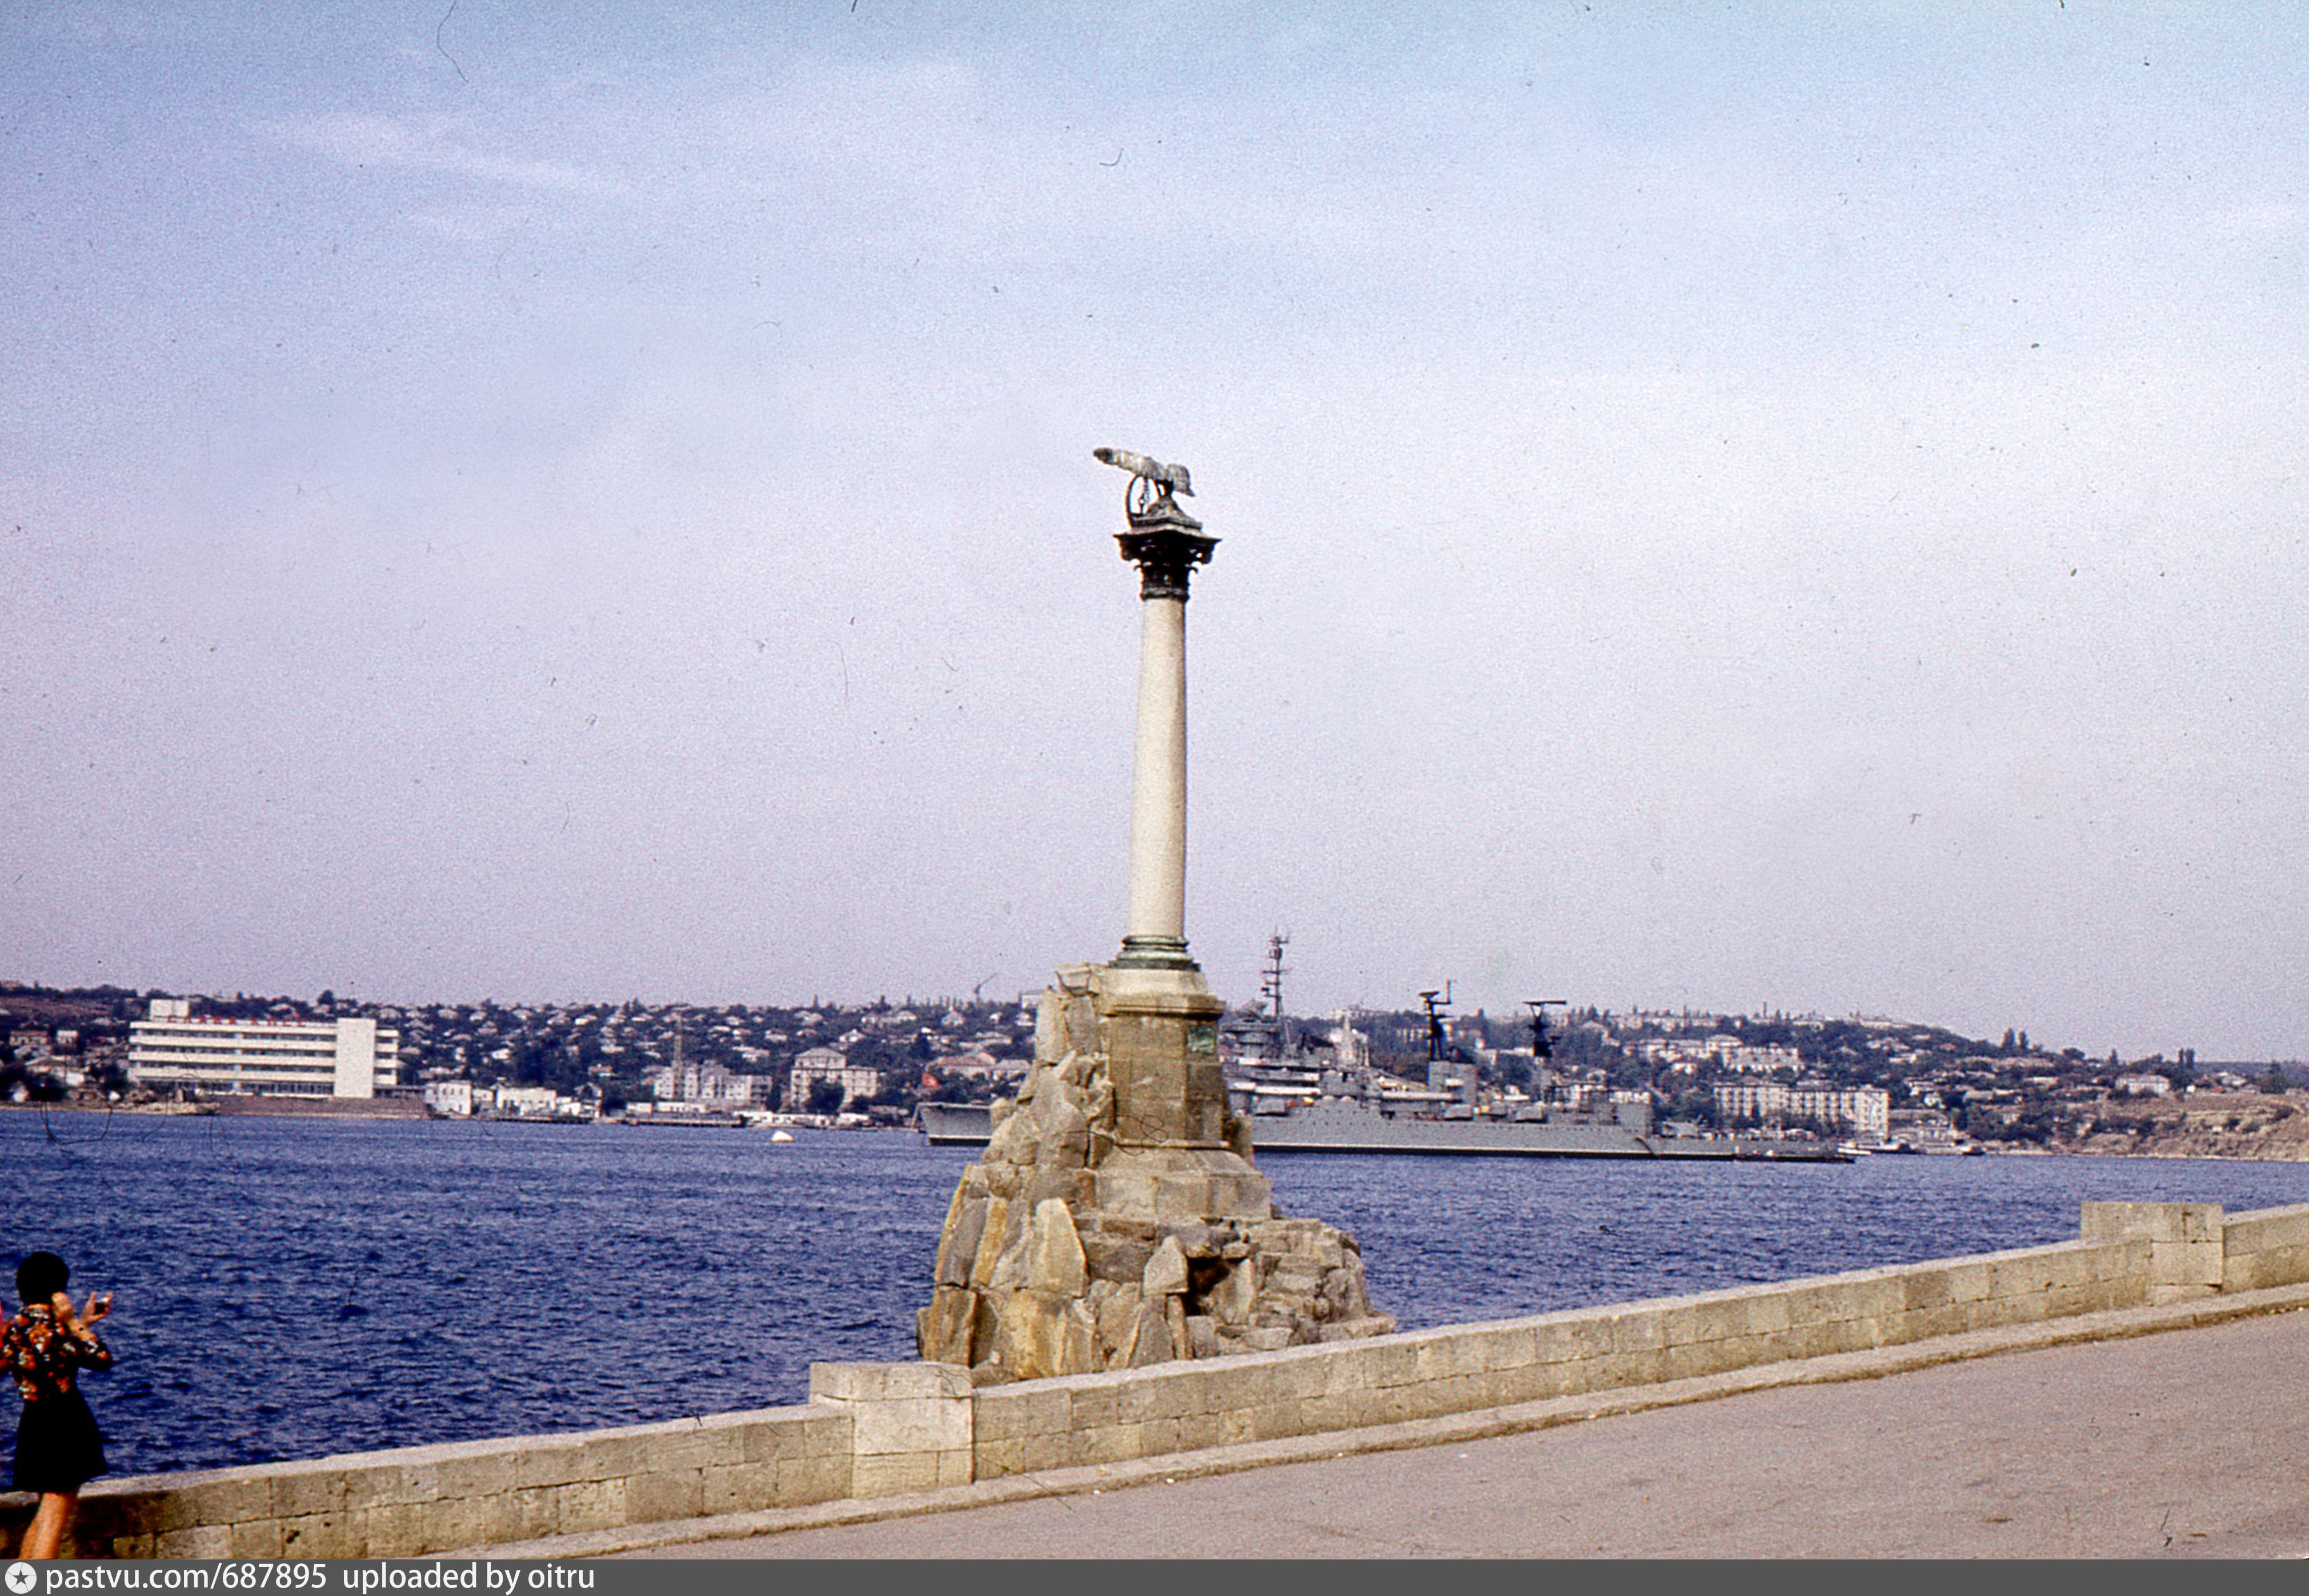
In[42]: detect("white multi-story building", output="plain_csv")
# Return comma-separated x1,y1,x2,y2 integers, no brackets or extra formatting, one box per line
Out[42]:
790,1046,880,1110
424,1080,476,1116
927,1050,1028,1085
129,998,400,1098
648,1062,772,1108
1714,1042,1804,1074
489,1085,569,1117
1714,1078,1891,1138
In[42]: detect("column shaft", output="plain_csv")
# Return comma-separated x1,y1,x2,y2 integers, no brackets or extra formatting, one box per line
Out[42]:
1124,594,1189,947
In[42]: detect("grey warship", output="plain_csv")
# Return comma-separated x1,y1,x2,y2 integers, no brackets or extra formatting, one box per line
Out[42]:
920,942,1850,1164
916,1087,1847,1162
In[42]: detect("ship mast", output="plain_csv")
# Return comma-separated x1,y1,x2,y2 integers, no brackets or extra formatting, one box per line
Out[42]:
1419,984,1452,1095
1524,997,1567,1105
1259,932,1290,1057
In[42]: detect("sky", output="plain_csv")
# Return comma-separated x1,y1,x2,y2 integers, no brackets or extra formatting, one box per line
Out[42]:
3,2,2305,1061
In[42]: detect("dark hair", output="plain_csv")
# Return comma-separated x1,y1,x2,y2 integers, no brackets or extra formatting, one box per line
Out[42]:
17,1252,67,1307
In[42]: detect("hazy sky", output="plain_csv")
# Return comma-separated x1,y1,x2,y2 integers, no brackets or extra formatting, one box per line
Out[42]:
5,3,2304,1059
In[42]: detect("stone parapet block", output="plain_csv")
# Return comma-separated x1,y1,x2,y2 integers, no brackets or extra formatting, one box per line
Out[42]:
2082,1202,2223,1302
2082,1201,2223,1243
2218,1202,2309,1292
810,1361,973,1404
809,1362,973,1499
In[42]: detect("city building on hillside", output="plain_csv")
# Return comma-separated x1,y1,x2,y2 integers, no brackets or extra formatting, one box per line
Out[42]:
129,998,402,1098
1714,1078,1891,1138
1713,1042,1803,1073
488,1085,575,1118
2114,1072,2174,1097
791,1046,880,1109
649,1062,772,1108
928,1050,1025,1081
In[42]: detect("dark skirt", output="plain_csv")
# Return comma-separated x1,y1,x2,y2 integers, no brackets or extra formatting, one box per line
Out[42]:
10,1388,109,1494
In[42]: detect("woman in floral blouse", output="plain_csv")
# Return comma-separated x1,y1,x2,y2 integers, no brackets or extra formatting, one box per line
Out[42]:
5,1251,115,1561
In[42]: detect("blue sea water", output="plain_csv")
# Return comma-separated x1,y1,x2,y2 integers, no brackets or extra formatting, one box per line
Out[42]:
7,1107,2309,1479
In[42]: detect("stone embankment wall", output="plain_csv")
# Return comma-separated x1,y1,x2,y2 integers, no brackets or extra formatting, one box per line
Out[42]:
10,1200,2309,1559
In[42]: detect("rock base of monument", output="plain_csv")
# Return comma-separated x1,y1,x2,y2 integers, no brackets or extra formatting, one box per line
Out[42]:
916,1000,1393,1384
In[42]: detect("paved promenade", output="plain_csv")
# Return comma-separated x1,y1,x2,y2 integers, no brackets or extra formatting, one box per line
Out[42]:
622,1308,2309,1559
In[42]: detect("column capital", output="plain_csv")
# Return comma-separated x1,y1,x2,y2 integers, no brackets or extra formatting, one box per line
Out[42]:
1116,497,1218,601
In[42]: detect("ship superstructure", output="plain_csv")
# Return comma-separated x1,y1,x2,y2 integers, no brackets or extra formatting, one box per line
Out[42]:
1221,933,1328,1116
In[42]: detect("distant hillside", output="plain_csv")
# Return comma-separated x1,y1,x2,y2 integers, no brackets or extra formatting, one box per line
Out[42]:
2043,1093,2309,1162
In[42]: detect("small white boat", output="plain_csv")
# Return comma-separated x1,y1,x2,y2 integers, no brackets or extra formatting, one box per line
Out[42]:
769,1129,795,1143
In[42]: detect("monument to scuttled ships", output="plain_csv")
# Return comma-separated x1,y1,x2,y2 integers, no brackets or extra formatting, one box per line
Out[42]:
915,450,1393,1381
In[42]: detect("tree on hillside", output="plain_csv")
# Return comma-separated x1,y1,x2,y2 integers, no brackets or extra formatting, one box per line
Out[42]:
1663,1087,1719,1129
510,1037,584,1094
1735,1016,1795,1048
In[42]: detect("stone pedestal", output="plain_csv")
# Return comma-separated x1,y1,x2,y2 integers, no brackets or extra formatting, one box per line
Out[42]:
915,967,1391,1384
1091,1147,1273,1224
1099,963,1229,1151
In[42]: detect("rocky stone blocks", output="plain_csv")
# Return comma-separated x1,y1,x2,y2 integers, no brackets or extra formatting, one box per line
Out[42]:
915,971,1393,1385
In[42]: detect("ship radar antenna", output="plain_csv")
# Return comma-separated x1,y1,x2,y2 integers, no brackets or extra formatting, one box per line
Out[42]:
1522,997,1569,1061
1418,985,1452,1063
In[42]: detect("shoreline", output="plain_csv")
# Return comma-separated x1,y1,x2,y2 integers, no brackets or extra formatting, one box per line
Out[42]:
12,1101,2309,1162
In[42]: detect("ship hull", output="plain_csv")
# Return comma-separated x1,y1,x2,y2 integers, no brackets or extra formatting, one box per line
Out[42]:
915,1101,1849,1162
918,1101,998,1145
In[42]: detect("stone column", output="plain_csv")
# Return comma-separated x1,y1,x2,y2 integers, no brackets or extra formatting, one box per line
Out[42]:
1112,494,1214,975
1102,492,1237,1165
1123,590,1190,959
